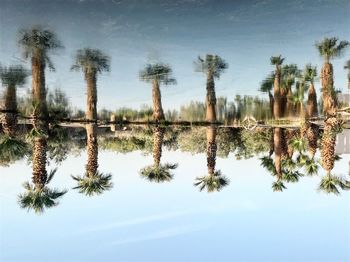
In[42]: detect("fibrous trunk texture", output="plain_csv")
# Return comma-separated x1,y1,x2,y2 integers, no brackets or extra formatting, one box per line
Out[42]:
273,67,281,119
321,62,336,116
206,72,217,122
274,127,282,176
307,124,319,159
321,117,338,173
206,126,217,175
152,79,165,121
307,83,318,118
32,120,48,189
31,51,48,117
86,123,98,177
153,126,165,168
85,72,98,121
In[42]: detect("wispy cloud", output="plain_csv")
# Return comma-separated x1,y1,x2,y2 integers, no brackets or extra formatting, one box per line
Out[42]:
110,223,210,246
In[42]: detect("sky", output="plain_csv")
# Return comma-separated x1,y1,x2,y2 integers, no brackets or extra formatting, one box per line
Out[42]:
0,0,349,111
1,144,350,261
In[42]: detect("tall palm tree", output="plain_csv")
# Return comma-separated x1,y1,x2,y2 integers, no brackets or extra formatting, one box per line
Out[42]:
71,48,110,121
140,126,177,182
270,55,284,118
272,127,286,191
303,64,318,117
72,123,113,196
194,126,229,192
344,60,350,89
18,26,63,117
259,73,274,116
315,37,349,115
139,63,176,121
0,65,29,136
194,54,228,122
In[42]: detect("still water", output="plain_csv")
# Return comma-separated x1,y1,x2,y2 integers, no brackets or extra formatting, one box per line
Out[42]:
1,125,349,261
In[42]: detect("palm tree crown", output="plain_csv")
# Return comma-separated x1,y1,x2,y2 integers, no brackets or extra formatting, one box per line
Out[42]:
18,26,63,70
139,63,176,85
71,48,110,75
315,37,349,62
303,64,317,83
0,65,29,87
270,55,284,68
194,54,228,78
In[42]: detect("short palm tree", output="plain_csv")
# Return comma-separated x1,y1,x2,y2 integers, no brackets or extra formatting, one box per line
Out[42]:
0,65,30,136
194,127,229,192
139,63,176,121
315,37,349,115
18,168,67,214
270,55,284,118
72,124,113,196
71,48,110,121
303,64,318,117
18,26,63,117
194,54,228,122
139,127,178,182
344,60,350,89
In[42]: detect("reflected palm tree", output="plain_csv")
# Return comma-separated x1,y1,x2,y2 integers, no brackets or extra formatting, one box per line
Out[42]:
72,123,113,196
71,48,110,121
18,26,63,117
140,126,178,182
315,37,349,115
194,126,229,192
18,120,66,214
194,54,228,122
139,63,176,121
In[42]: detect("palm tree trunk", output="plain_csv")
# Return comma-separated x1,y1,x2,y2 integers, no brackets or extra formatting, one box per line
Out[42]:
32,120,48,189
274,127,282,176
280,87,287,117
286,86,294,117
206,126,217,175
86,123,98,177
206,72,216,122
152,79,165,121
321,62,336,115
2,84,18,136
268,91,274,117
321,117,337,173
85,72,98,121
307,83,318,117
307,124,319,159
273,68,281,118
31,51,47,117
153,126,164,168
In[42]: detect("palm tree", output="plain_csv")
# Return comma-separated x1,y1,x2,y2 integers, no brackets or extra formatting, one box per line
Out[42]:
140,126,178,182
321,117,338,179
71,48,110,121
194,126,229,192
306,123,319,159
0,65,29,136
72,123,113,196
315,37,349,115
344,60,350,89
259,73,275,116
303,64,318,117
139,63,176,121
18,168,67,214
194,54,228,122
270,55,284,118
282,64,300,117
18,26,63,117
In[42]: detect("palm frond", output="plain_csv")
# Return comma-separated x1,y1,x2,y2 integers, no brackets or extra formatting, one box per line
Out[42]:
71,172,113,196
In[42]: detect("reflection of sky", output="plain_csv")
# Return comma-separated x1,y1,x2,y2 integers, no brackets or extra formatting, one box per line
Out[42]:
1,148,350,261
0,0,349,111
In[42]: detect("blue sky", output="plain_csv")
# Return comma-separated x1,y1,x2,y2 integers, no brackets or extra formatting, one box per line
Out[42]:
1,147,350,261
0,0,349,111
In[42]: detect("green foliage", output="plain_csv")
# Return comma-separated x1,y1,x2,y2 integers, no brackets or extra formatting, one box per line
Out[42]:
18,26,63,70
194,170,229,193
139,163,178,183
72,172,113,196
272,180,287,192
270,55,284,66
0,135,28,166
194,54,228,79
139,63,176,85
18,182,67,214
315,37,349,61
71,48,110,74
318,174,350,195
0,65,29,87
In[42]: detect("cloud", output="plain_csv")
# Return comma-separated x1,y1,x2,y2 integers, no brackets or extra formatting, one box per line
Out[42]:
110,224,210,246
